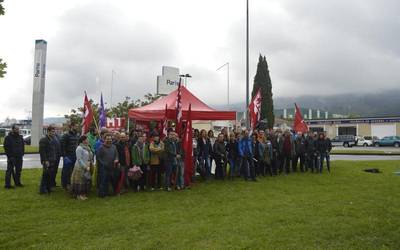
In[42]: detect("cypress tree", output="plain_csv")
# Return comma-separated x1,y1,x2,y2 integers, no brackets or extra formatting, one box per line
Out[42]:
251,54,274,129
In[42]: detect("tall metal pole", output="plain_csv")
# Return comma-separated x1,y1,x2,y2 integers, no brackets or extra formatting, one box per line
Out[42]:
227,62,230,108
246,0,250,129
111,69,114,110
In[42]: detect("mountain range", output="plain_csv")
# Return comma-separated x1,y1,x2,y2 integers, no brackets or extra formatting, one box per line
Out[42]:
214,89,400,117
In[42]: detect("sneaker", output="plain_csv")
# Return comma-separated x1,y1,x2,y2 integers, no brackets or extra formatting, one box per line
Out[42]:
151,188,155,191
167,187,171,192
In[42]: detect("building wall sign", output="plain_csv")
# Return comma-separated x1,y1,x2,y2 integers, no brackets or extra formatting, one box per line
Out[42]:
307,117,400,125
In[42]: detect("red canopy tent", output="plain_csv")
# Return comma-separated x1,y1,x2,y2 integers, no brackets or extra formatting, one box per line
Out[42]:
129,86,235,187
128,86,236,121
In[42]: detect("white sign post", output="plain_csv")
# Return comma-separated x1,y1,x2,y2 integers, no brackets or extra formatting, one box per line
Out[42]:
31,40,47,147
157,66,180,95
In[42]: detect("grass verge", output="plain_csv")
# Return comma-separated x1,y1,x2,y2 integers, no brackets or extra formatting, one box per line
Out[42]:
0,161,399,249
331,149,400,155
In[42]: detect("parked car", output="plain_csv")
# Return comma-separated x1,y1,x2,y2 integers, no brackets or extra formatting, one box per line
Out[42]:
331,135,357,147
364,136,379,145
355,136,374,147
374,136,400,147
23,134,31,145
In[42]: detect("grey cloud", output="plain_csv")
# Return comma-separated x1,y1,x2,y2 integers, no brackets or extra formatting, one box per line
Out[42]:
224,0,400,98
45,2,178,108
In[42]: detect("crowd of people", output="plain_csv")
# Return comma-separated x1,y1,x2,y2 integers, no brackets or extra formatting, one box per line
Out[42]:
3,122,333,200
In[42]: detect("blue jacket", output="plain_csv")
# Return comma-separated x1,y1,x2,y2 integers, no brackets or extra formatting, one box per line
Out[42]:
238,137,253,157
94,139,104,154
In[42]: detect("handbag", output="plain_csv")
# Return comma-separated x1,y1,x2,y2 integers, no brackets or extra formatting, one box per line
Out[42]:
127,165,143,181
83,171,92,181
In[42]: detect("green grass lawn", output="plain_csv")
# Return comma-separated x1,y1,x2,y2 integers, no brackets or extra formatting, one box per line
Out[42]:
1,161,399,249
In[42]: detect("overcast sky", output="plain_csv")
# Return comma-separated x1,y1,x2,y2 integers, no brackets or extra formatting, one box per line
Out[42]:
0,0,399,121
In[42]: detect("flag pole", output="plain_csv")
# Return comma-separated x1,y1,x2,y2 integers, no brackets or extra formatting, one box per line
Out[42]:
92,112,99,132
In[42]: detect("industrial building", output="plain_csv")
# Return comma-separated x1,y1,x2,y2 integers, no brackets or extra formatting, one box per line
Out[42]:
307,116,400,138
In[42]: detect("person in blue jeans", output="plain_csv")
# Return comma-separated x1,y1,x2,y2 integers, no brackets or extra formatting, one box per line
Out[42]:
60,122,79,190
316,132,332,173
197,129,212,179
163,129,179,191
239,130,256,182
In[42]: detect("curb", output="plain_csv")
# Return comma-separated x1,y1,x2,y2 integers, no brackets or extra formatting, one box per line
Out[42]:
0,152,39,156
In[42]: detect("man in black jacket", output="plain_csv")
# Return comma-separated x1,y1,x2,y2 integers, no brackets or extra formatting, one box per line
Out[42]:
4,125,25,189
317,133,332,173
213,133,227,180
293,133,306,172
305,133,317,172
50,133,62,187
60,122,79,189
39,125,58,194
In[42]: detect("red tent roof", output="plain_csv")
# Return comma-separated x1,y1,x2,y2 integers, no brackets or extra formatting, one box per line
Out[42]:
129,86,236,121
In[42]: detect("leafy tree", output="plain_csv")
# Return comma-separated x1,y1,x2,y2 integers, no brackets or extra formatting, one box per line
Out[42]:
0,0,4,15
0,1,6,78
0,59,6,78
64,93,160,131
251,54,275,129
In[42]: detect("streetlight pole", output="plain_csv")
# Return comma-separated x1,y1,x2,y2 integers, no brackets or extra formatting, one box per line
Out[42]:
110,69,116,110
179,73,192,87
216,62,230,109
246,0,250,129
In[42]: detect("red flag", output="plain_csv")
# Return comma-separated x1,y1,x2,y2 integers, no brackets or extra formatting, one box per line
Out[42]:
82,91,93,135
161,104,168,139
293,103,309,133
249,89,262,130
183,104,193,187
176,78,183,136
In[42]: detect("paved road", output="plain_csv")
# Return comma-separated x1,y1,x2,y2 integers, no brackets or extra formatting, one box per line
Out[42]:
1,153,400,170
0,154,62,170
332,146,400,152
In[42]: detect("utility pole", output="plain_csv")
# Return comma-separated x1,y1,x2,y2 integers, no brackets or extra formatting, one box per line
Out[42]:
110,69,115,111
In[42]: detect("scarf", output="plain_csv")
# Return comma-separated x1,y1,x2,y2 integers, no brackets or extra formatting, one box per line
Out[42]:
80,143,93,161
124,144,131,166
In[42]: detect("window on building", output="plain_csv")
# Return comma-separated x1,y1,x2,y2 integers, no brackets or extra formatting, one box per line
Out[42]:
310,127,324,133
338,126,357,136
